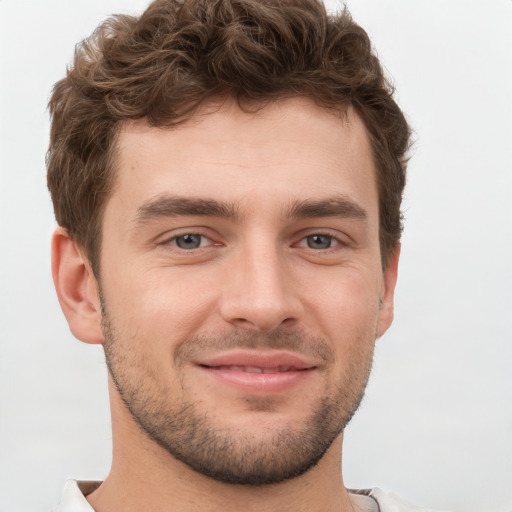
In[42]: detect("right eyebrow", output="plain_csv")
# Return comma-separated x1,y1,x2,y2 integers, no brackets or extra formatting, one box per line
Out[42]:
133,195,240,226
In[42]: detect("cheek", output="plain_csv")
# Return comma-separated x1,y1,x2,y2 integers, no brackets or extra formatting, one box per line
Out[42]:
304,267,381,344
103,265,219,350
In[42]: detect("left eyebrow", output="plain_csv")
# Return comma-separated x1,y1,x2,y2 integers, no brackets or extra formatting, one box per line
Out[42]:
286,196,368,221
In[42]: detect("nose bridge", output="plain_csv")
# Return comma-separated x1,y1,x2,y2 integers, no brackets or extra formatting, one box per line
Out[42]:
220,234,301,331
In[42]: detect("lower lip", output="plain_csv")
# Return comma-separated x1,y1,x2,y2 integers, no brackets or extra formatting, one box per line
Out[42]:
197,366,315,394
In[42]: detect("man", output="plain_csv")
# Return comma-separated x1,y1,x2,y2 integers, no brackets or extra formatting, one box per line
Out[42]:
47,0,446,510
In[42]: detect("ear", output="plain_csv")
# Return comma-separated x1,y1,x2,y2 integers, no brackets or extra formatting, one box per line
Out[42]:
377,244,400,338
51,227,103,344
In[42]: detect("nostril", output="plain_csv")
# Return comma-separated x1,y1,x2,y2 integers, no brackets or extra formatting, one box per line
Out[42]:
227,315,298,333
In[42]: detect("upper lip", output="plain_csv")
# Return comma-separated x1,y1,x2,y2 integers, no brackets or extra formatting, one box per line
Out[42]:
195,351,318,370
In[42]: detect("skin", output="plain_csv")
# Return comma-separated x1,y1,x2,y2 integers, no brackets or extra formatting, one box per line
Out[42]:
52,98,399,512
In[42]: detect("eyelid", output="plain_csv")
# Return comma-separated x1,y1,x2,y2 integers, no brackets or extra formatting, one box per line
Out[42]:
172,234,211,249
293,230,348,249
156,228,219,248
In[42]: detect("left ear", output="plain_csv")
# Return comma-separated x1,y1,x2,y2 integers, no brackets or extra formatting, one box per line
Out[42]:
377,244,400,338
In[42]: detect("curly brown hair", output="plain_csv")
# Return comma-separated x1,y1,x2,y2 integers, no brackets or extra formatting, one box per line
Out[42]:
47,0,411,273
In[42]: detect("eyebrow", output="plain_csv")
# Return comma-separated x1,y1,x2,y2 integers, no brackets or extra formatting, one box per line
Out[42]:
134,196,239,225
133,194,367,226
286,196,368,221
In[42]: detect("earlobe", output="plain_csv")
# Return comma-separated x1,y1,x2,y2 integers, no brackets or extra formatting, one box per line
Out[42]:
51,227,104,344
377,244,400,338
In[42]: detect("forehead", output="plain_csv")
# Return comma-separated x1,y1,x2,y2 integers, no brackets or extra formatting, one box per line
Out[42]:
110,97,377,219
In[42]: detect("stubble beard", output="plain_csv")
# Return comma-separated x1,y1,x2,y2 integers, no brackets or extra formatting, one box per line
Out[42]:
101,305,375,486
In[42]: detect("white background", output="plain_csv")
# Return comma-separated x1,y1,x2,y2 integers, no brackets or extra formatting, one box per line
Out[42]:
0,1,511,511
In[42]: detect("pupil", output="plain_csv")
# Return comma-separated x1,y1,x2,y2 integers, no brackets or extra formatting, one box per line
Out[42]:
177,234,201,249
307,234,332,249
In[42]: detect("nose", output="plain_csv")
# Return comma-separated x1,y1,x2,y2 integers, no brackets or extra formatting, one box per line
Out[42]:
219,242,303,332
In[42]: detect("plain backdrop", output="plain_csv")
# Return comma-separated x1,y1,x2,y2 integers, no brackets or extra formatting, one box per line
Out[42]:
0,1,511,511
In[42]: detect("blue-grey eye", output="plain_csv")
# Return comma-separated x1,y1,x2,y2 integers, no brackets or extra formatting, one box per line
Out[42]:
306,234,333,249
175,234,203,249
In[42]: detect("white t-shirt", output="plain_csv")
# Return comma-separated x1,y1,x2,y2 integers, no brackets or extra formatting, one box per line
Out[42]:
52,479,451,512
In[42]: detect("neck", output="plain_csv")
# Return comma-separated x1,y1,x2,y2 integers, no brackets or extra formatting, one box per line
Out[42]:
87,383,358,512
89,441,356,512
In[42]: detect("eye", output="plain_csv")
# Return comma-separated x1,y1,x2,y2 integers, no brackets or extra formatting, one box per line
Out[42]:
303,234,338,250
172,233,209,250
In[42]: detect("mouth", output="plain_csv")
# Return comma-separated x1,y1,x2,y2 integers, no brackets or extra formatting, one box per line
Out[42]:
194,352,317,394
200,365,309,374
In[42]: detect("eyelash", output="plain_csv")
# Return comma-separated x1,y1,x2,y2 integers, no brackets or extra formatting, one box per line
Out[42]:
159,231,216,250
295,233,343,250
158,231,346,252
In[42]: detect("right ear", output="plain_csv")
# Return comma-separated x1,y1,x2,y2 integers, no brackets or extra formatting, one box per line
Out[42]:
51,227,103,344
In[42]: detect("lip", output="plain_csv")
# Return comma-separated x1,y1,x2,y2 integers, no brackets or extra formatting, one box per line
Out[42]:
194,351,317,394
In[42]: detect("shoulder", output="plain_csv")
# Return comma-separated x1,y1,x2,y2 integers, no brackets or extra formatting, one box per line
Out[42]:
51,479,99,512
368,488,453,512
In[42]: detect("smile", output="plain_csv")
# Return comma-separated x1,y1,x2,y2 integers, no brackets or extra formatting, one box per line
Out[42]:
202,365,308,373
194,352,317,394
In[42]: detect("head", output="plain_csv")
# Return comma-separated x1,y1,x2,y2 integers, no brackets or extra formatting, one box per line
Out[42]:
47,0,410,275
48,0,410,487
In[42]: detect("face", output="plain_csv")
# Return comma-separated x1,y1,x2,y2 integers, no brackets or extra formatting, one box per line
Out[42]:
97,98,397,484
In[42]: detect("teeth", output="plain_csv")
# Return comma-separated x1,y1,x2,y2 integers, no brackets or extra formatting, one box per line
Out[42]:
213,365,297,373
245,366,263,373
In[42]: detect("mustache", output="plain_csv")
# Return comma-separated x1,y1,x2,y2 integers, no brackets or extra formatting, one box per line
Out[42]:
173,329,335,366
